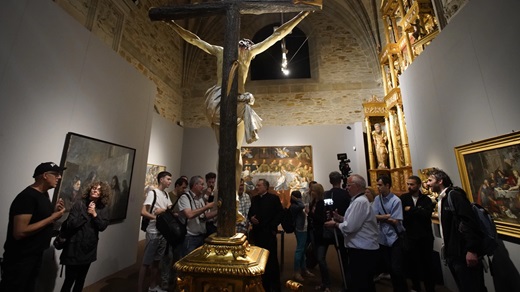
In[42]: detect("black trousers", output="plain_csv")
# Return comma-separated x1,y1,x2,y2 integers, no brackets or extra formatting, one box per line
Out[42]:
252,230,281,292
0,255,42,292
405,237,435,292
60,263,92,292
380,240,408,292
448,256,487,292
347,248,377,292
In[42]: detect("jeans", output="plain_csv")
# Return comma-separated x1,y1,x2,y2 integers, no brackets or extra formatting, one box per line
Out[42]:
316,243,331,288
294,230,307,272
181,234,205,257
142,232,167,265
160,244,181,288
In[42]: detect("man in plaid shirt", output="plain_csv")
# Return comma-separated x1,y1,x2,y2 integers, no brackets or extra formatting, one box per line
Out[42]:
236,179,251,235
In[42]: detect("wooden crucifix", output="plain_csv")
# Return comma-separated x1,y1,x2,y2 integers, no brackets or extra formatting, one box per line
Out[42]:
150,0,320,238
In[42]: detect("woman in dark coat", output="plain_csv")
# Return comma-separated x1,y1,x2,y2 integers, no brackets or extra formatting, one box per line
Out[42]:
59,180,110,292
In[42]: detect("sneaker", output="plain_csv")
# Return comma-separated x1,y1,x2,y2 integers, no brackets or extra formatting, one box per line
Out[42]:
374,273,390,281
294,272,304,282
380,273,391,279
302,270,315,277
148,286,167,292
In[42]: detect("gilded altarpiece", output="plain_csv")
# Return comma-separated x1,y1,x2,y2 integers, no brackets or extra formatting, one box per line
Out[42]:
363,93,412,194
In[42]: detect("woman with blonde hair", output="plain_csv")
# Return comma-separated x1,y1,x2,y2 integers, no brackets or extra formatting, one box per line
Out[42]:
290,190,315,281
308,183,331,291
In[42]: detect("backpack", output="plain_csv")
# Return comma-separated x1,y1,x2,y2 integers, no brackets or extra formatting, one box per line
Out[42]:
281,207,295,233
447,187,498,256
156,193,189,246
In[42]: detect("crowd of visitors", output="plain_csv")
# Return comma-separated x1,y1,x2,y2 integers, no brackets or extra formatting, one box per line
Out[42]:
2,162,491,292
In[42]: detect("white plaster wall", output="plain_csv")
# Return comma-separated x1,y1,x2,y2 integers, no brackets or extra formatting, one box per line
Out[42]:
147,114,184,179
180,123,367,186
0,0,156,290
400,0,520,290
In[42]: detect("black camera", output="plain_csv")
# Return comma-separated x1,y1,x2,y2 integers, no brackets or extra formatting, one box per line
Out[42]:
337,153,352,189
337,153,352,178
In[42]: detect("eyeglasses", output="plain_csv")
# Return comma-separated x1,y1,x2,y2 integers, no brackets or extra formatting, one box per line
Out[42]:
46,172,62,177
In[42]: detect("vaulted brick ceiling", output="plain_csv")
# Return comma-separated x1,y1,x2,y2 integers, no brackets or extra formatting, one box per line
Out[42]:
154,0,383,87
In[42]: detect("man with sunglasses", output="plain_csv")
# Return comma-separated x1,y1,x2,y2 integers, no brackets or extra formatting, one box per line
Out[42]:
1,162,66,292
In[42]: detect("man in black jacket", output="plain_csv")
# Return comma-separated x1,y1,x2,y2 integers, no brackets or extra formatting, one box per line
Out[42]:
324,171,350,291
427,169,486,292
401,175,435,292
248,179,283,292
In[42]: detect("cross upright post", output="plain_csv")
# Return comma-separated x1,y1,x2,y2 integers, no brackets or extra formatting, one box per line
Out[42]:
150,0,320,239
149,2,320,290
218,3,240,238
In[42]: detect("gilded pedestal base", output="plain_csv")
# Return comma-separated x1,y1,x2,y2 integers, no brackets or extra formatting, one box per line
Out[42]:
175,233,268,292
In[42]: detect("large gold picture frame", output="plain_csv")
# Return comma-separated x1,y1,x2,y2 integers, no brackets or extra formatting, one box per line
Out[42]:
454,132,520,238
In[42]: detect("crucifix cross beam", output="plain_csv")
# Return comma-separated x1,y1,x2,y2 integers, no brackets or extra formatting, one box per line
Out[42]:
149,0,321,21
149,0,320,238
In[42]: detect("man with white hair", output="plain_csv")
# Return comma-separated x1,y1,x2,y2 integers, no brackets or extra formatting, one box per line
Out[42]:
325,174,379,292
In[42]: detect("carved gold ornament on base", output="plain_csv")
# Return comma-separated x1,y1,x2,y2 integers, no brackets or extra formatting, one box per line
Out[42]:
175,233,268,291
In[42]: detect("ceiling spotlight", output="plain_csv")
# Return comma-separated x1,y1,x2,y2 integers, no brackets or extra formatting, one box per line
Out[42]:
280,37,290,76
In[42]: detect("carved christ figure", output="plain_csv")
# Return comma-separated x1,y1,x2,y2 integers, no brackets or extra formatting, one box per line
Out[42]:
167,11,309,186
372,123,389,169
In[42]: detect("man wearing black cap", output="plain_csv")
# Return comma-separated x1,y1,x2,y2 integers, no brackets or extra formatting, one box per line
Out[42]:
0,162,66,292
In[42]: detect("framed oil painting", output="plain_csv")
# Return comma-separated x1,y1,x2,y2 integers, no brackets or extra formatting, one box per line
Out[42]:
454,132,520,238
54,133,136,223
241,146,313,207
145,164,166,193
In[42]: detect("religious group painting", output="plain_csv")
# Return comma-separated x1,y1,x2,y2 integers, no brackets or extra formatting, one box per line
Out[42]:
454,132,520,238
241,146,313,207
54,133,136,224
145,164,166,194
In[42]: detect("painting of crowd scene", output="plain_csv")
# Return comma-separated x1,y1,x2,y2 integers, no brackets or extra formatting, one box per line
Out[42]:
145,164,166,194
241,146,313,207
456,132,520,233
54,133,136,224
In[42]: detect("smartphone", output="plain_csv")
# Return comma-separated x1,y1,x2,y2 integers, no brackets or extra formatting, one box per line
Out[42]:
324,198,334,206
324,198,334,220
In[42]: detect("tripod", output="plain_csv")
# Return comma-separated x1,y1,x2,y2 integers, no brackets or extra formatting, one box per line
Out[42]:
333,228,348,291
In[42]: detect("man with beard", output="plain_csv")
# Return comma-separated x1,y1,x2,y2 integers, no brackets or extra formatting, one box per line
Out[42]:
400,175,435,292
427,169,486,292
